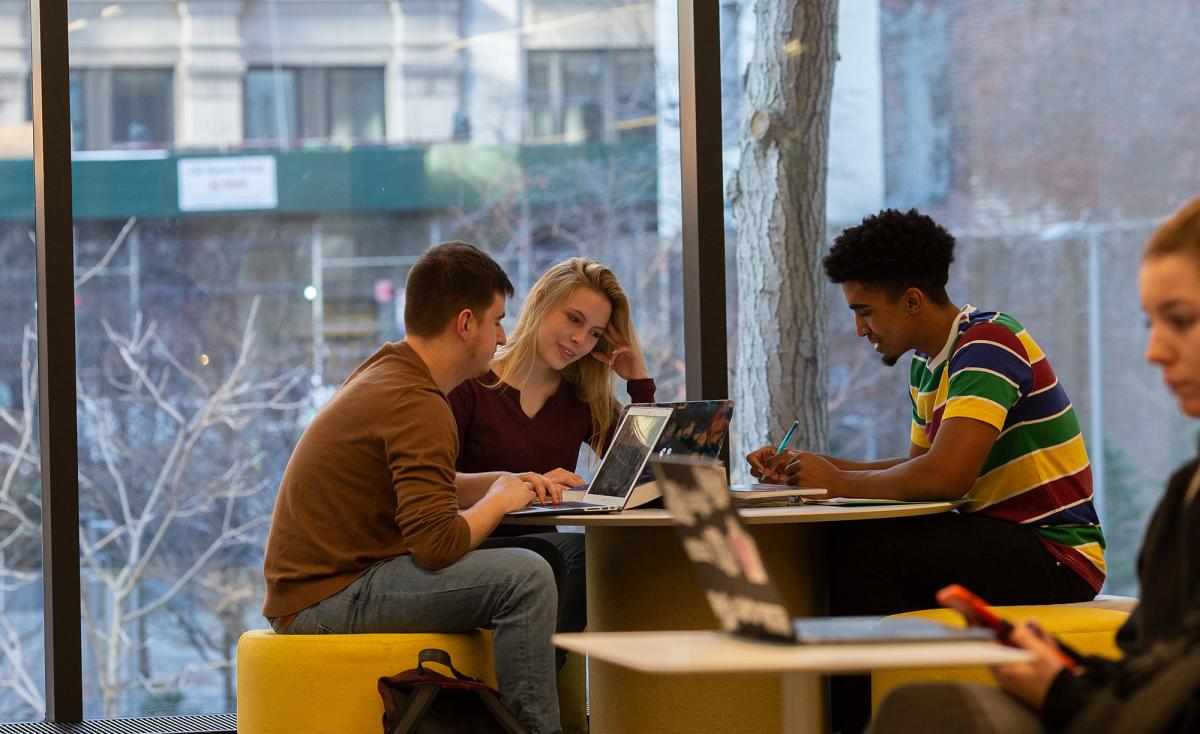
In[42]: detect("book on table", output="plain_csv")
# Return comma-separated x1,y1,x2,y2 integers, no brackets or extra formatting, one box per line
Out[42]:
728,483,827,507
799,497,972,507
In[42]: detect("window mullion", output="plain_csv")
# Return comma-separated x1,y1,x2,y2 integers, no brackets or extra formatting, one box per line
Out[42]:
30,0,84,721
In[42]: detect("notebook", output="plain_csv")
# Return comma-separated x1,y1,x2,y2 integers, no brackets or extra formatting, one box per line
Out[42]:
506,405,674,516
649,454,993,645
799,497,972,507
729,483,827,507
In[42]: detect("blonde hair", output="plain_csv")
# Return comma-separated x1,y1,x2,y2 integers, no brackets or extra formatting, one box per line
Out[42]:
1145,196,1200,264
492,258,645,457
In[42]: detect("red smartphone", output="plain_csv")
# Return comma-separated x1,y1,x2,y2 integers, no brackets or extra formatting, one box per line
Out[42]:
937,584,1077,670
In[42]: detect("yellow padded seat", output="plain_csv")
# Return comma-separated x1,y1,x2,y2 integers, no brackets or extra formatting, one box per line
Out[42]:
871,598,1135,711
236,629,496,734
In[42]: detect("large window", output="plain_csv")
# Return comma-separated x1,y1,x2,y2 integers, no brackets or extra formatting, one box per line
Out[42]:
526,49,656,143
721,0,1198,595
112,69,173,146
244,68,298,144
68,68,173,149
18,0,684,720
245,67,386,146
327,68,385,143
32,0,1193,724
0,7,44,722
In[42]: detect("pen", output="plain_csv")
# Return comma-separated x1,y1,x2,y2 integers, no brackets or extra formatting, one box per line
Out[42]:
774,420,800,456
764,420,800,481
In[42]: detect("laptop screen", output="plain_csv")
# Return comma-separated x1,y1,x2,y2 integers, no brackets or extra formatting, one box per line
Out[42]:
586,410,672,498
654,400,734,459
650,454,797,642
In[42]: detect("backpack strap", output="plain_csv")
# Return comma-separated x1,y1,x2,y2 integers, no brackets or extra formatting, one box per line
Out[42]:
416,647,480,683
473,689,530,734
387,684,440,734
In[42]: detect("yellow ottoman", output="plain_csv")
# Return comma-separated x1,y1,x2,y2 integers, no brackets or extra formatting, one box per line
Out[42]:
871,596,1136,711
236,629,496,734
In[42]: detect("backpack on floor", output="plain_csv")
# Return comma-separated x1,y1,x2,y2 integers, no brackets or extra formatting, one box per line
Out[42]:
378,647,528,734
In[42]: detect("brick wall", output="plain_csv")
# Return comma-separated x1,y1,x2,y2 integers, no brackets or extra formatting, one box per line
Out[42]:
882,0,1200,226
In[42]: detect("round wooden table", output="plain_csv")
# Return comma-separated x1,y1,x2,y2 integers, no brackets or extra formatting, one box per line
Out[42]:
508,502,955,733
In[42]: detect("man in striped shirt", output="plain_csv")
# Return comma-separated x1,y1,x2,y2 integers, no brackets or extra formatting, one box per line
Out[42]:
747,208,1103,733
906,307,1106,590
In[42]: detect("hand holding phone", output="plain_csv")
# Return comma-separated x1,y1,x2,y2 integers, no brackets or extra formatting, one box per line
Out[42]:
937,584,1014,637
937,584,1078,670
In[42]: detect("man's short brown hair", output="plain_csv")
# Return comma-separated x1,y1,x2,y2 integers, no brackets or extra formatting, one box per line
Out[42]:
404,242,514,339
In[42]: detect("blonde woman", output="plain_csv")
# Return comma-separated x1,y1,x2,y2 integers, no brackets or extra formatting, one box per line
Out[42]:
448,257,656,656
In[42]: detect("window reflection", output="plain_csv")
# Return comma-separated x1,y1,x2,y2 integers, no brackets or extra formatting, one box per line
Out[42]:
720,0,1197,597
526,49,655,144
0,6,44,722
44,0,682,718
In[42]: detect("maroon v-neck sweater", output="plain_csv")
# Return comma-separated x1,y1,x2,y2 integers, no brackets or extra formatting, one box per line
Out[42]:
448,370,657,475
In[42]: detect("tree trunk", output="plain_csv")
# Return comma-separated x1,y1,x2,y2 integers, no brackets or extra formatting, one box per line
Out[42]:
730,0,839,466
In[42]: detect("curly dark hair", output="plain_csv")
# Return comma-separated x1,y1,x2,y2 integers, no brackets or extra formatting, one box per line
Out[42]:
822,208,955,304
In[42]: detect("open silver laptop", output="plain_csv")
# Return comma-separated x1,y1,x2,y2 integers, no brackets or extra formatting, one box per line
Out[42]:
507,405,674,516
649,454,992,644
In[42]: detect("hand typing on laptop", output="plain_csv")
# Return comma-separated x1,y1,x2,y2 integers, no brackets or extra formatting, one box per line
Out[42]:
483,473,538,513
506,405,674,516
532,468,586,504
514,470,578,505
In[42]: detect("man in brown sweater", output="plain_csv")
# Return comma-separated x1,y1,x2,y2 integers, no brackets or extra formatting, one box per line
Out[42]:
263,242,561,733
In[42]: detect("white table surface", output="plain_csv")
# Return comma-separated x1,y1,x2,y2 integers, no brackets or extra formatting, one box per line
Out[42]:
552,630,1031,674
504,501,956,527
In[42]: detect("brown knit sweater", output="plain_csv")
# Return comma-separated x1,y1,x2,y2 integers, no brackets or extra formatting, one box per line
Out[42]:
262,341,471,618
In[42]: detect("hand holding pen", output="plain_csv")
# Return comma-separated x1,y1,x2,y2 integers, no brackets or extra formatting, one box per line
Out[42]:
774,420,800,457
745,420,799,482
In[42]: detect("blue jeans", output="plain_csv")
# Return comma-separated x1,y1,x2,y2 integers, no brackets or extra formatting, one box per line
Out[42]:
273,548,561,734
479,531,587,668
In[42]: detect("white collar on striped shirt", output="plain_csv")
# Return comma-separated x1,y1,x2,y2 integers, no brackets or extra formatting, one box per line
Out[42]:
924,304,976,372
1186,463,1200,507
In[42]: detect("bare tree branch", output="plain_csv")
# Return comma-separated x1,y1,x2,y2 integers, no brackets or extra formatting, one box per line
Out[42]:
127,516,270,622
74,217,138,290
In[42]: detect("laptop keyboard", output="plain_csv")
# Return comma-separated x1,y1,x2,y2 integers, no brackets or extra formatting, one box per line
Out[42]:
507,500,619,516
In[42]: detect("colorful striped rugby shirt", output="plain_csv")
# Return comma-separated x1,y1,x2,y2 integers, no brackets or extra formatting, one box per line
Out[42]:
909,306,1106,592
